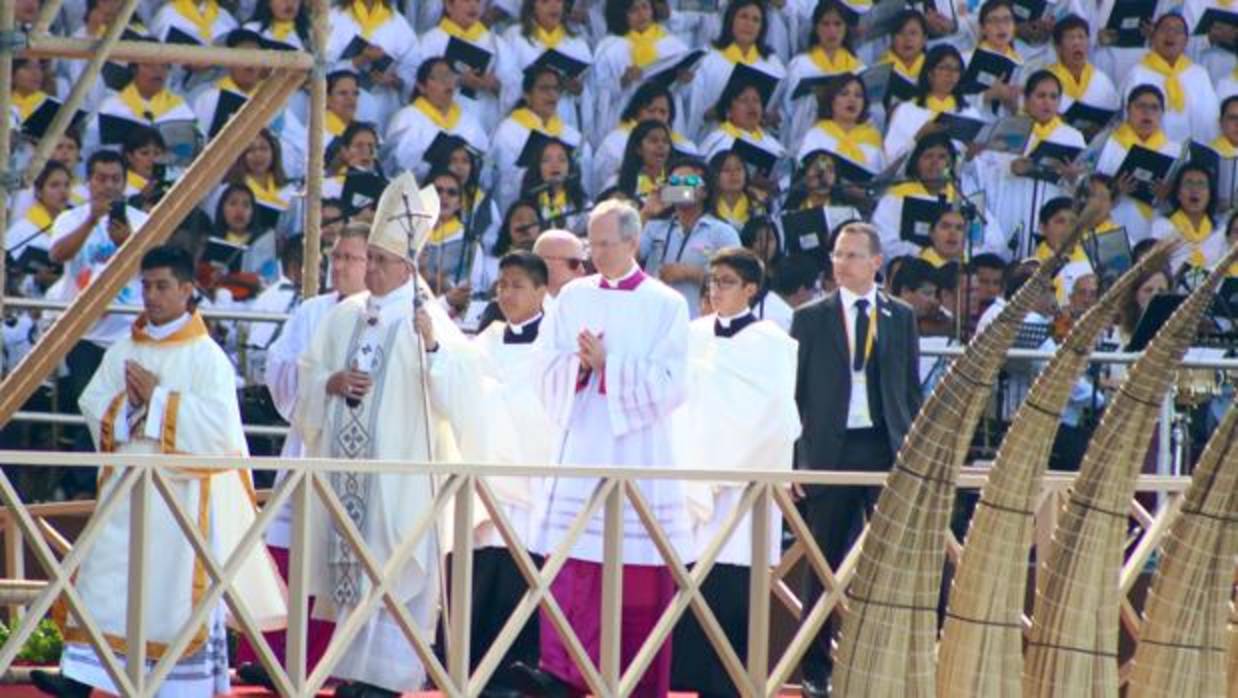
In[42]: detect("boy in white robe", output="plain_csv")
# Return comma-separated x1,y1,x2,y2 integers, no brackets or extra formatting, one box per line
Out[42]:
521,200,691,697
36,245,285,698
670,247,800,697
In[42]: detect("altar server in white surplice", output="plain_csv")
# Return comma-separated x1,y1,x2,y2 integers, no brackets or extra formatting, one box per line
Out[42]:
530,200,691,697
1120,13,1220,144
670,246,800,698
50,246,285,698
294,174,508,697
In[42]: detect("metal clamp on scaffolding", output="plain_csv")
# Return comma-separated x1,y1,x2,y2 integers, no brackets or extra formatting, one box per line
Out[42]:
0,29,26,54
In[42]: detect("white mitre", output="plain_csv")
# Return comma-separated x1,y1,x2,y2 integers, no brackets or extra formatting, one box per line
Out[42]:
368,171,441,264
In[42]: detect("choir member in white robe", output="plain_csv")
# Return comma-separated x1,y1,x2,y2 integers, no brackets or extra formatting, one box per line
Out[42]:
85,65,199,155
590,2,691,141
780,1,864,151
1092,0,1174,81
1149,163,1229,276
4,162,70,264
971,69,1085,255
1046,15,1121,141
684,0,787,141
468,251,559,692
499,3,596,138
151,0,238,45
51,246,284,698
880,45,982,165
1094,86,1183,244
58,5,147,114
698,89,788,182
326,0,420,124
669,247,800,698
418,0,505,132
1119,14,1220,144
234,227,371,685
385,57,490,178
593,83,698,195
294,174,507,697
1183,0,1238,81
795,73,885,175
528,200,692,697
491,66,590,212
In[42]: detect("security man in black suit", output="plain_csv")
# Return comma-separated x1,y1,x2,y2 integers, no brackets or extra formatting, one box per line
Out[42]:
790,222,922,697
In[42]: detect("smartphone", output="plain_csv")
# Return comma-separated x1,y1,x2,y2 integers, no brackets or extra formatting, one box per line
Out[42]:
108,200,127,225
661,184,697,204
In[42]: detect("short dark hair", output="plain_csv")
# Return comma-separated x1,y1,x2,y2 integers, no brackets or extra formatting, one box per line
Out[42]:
978,0,1014,24
1038,196,1075,226
140,245,195,282
769,254,819,296
1222,94,1238,117
710,246,764,287
123,124,165,157
498,250,549,287
891,257,937,295
34,160,71,192
1023,69,1061,99
968,252,1007,275
86,149,125,177
835,222,883,256
1052,14,1089,45
1127,84,1165,110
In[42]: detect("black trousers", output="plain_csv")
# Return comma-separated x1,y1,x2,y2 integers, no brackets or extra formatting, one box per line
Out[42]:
670,562,750,698
59,340,106,497
797,427,891,683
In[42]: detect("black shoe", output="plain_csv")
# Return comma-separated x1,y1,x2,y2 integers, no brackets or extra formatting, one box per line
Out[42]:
237,662,276,689
800,677,831,698
30,669,91,698
508,661,573,698
334,680,399,698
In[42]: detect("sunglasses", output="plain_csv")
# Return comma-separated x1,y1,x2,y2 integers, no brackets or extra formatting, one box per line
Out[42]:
543,255,584,270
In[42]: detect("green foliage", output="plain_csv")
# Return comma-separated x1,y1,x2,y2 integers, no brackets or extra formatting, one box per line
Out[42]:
0,617,64,664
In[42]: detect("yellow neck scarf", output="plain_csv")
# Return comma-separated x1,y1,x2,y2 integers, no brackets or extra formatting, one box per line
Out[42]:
533,22,565,48
225,229,250,245
881,50,923,80
1094,218,1121,234
246,175,287,208
127,171,148,191
716,194,750,225
979,40,1020,62
722,42,759,65
271,19,294,39
511,107,564,136
325,109,347,136
1035,240,1088,263
539,188,569,219
414,96,461,130
1140,52,1190,112
1113,122,1167,151
352,0,392,38
636,171,664,198
816,119,881,164
1029,115,1063,151
1048,61,1093,102
1170,210,1214,267
1211,134,1238,158
809,46,861,75
26,201,54,232
173,0,219,41
720,120,764,141
13,90,48,120
627,24,667,68
429,217,464,244
119,83,184,122
218,76,250,95
440,16,487,42
919,246,950,267
891,180,956,201
925,95,957,113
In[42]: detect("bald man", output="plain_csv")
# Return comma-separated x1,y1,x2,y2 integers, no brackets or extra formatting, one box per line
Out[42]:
533,229,588,300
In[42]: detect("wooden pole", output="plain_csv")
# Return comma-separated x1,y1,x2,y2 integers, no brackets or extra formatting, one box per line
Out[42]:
0,70,306,429
0,0,15,321
31,0,65,36
21,0,142,187
22,36,314,71
301,0,328,296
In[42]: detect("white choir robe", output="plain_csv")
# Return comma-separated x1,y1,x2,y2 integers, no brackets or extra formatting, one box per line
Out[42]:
294,278,514,693
84,91,199,155
192,85,309,181
59,26,122,113
489,117,590,213
418,27,506,132
1184,0,1238,81
780,52,862,153
1218,70,1238,100
870,187,1009,262
755,290,794,331
384,102,490,178
971,119,1086,252
881,101,987,166
685,49,787,141
62,312,285,698
150,2,238,45
242,21,313,124
673,316,800,567
326,7,420,124
499,27,597,140
264,291,346,549
698,126,788,179
5,205,55,261
1120,57,1219,143
1095,134,1182,243
796,121,885,173
592,123,699,196
533,270,695,564
472,319,560,550
590,31,691,142
1054,64,1121,130
1149,215,1229,273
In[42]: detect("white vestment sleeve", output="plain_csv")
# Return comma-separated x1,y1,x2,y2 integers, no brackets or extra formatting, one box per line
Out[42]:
535,302,584,433
601,295,690,436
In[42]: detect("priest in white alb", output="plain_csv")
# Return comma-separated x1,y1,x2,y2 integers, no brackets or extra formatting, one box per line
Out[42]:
520,199,692,698
39,245,285,698
294,173,503,698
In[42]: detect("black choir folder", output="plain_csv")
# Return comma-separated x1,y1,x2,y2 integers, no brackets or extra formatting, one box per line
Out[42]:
1193,7,1238,35
1063,101,1118,134
960,48,1018,95
340,34,395,73
729,137,779,176
204,237,247,271
717,62,780,106
527,49,590,80
899,196,950,248
21,99,86,140
207,89,247,138
644,49,706,88
1115,145,1176,205
1126,293,1186,351
1104,0,1156,48
933,111,988,143
516,130,575,168
780,207,830,262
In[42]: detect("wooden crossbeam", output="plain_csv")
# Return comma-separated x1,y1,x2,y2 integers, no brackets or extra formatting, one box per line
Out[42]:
23,36,314,71
0,69,305,429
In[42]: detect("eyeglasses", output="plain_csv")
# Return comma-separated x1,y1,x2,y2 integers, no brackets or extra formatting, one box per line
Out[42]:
708,275,743,289
436,187,460,196
331,251,367,264
542,255,584,270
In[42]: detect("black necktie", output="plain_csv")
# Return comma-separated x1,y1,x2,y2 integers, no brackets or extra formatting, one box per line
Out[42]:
853,298,869,372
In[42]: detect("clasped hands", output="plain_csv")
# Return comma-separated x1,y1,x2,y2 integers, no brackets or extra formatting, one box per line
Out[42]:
577,329,605,373
125,360,158,408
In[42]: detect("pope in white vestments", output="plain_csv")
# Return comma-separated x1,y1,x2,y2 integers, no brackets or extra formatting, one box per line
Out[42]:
294,174,503,697
51,246,285,698
530,200,691,698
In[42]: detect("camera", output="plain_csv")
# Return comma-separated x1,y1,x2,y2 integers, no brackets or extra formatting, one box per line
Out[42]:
660,174,702,205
